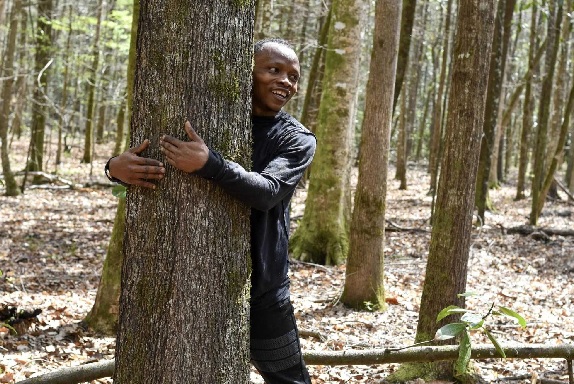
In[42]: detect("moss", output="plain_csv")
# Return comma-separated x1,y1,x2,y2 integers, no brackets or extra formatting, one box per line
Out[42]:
232,0,253,8
385,362,442,383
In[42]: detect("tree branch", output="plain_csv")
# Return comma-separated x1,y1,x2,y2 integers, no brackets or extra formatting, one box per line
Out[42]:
15,344,574,384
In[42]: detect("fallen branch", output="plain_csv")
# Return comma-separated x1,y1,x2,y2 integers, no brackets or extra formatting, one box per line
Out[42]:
385,220,430,233
15,344,574,384
554,177,574,202
507,225,574,237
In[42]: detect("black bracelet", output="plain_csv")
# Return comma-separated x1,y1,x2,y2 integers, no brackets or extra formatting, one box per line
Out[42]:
105,157,124,184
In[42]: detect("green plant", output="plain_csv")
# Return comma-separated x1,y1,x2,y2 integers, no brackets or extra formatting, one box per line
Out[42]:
112,185,127,199
435,292,527,377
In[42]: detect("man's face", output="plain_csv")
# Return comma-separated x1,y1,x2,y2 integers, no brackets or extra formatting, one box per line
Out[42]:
252,43,300,116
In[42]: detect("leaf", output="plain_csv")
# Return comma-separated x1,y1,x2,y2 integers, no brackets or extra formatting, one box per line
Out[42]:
455,329,472,377
457,292,478,298
436,306,469,322
112,185,127,199
434,323,467,341
484,328,506,358
498,306,527,328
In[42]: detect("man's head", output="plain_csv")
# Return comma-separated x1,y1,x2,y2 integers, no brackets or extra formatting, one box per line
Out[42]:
252,38,300,117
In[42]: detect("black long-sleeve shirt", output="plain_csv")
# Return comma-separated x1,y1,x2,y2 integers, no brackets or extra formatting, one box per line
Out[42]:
194,111,316,302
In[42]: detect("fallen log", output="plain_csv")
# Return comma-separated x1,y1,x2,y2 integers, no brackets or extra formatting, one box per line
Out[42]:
15,344,574,384
507,225,574,237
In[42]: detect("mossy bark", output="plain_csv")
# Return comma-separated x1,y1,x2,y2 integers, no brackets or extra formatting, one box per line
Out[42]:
113,1,254,383
83,198,125,335
340,0,401,310
290,0,366,266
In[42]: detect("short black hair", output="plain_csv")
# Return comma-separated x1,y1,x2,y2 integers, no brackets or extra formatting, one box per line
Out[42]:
254,38,294,54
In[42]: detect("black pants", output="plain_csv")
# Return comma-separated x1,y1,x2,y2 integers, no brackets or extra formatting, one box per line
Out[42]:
250,295,311,384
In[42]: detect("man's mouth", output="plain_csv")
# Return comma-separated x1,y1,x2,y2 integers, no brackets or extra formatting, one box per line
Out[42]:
272,89,289,99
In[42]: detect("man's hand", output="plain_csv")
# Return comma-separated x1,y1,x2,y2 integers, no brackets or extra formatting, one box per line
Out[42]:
109,140,165,189
160,121,209,173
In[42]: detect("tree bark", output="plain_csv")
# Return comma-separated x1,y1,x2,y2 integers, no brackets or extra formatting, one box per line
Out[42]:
0,0,22,196
26,0,53,174
393,0,417,109
405,0,496,381
341,0,401,310
113,1,254,383
475,0,516,222
530,1,563,225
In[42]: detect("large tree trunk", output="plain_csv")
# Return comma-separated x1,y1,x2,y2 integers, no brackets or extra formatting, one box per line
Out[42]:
114,1,254,383
341,0,401,310
391,1,496,382
290,0,366,265
0,0,21,196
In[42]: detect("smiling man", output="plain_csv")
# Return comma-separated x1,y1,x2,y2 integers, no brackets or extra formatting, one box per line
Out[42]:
106,38,315,384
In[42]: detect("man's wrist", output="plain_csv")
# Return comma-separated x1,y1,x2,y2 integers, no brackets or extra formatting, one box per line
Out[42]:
105,157,122,183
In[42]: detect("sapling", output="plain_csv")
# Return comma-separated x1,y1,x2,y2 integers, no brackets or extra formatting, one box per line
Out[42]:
435,292,527,376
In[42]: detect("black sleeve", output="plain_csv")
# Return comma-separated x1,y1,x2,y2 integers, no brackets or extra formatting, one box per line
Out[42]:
194,132,316,211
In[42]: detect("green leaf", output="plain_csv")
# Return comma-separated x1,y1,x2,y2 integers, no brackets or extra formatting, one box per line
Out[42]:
436,305,469,322
484,328,506,358
112,185,127,199
435,323,467,341
455,329,472,377
498,306,527,328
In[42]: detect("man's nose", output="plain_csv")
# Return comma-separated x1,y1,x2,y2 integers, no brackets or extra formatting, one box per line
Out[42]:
278,74,292,87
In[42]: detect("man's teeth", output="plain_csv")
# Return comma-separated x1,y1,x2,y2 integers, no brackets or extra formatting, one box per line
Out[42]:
273,90,288,98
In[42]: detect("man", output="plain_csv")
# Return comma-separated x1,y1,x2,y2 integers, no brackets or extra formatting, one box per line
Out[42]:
105,38,315,384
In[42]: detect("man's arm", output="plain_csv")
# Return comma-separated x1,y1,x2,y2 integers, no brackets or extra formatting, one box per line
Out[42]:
161,121,316,211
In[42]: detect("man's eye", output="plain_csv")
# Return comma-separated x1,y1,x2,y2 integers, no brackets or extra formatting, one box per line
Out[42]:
269,67,278,73
289,75,299,82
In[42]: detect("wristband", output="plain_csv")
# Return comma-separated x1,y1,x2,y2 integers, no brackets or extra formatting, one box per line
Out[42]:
105,157,125,185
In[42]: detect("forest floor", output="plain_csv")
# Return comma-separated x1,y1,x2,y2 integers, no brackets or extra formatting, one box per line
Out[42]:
1,138,573,384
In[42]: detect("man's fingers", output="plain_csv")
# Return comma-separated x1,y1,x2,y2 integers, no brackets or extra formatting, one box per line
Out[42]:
184,121,204,143
130,139,150,154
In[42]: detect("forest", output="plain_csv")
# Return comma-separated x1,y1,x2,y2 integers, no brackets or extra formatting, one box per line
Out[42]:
0,0,573,383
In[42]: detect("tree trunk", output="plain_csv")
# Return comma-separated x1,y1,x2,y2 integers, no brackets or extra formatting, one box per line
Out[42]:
86,0,140,334
475,0,516,222
341,0,401,310
0,0,21,196
395,88,407,189
290,0,366,266
530,1,563,225
428,0,453,194
516,4,540,201
392,1,496,381
254,0,273,40
82,0,105,163
113,1,254,383
84,197,125,334
27,0,53,174
393,0,417,110
9,4,28,140
56,4,74,167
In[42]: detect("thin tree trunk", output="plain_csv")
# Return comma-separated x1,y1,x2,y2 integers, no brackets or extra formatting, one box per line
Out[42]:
0,0,22,196
27,0,53,174
516,4,540,200
341,0,401,310
56,5,73,167
393,0,417,109
530,1,563,225
82,0,105,163
428,0,453,194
